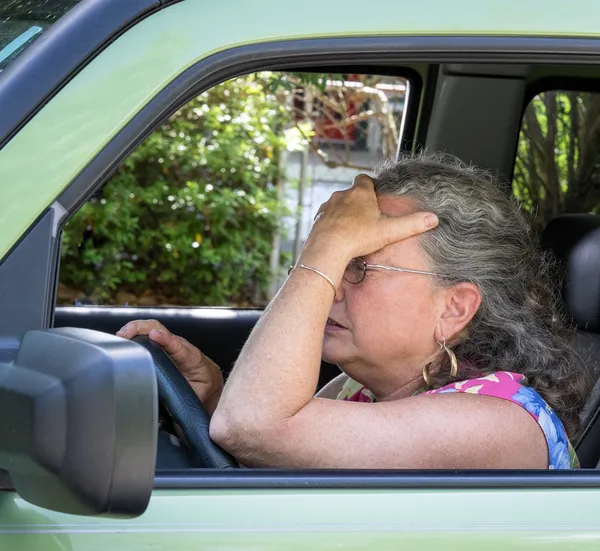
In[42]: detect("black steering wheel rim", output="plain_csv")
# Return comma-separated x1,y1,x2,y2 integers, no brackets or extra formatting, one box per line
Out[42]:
132,335,238,469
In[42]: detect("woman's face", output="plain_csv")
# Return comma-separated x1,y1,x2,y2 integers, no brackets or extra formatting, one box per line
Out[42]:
322,195,443,391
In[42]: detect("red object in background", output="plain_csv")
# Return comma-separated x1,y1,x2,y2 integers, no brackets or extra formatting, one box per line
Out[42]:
317,98,356,143
294,74,360,144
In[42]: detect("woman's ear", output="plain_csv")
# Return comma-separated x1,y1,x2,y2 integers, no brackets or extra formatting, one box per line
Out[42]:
435,283,481,342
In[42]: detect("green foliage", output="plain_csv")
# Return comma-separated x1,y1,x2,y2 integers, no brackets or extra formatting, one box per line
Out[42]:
513,90,600,232
266,72,343,93
60,74,291,306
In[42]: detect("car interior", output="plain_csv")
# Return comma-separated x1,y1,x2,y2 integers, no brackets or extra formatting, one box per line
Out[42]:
51,60,600,471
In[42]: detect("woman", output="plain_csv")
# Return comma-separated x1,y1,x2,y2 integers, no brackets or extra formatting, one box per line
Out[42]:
118,154,592,469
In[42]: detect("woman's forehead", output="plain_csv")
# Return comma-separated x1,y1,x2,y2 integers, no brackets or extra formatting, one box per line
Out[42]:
363,236,424,265
362,195,425,264
376,194,420,217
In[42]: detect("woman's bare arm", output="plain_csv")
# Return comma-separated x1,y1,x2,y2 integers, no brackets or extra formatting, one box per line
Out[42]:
209,178,445,466
209,178,546,470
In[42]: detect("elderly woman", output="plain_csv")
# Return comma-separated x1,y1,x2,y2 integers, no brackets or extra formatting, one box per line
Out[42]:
118,154,591,469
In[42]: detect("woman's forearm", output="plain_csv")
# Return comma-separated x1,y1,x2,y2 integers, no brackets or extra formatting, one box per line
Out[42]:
209,177,436,462
210,245,348,445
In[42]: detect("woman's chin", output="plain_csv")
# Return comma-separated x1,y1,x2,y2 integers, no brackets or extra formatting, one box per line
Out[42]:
321,339,350,365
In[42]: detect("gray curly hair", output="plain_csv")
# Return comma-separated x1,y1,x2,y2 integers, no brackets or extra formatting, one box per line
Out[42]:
373,152,593,441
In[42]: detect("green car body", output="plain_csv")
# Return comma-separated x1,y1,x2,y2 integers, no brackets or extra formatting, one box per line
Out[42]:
3,0,600,548
3,488,600,549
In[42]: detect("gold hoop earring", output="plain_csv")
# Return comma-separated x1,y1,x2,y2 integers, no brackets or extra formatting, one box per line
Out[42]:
422,363,433,387
437,336,458,378
422,336,458,387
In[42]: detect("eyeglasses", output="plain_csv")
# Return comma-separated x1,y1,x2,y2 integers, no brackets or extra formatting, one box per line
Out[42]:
343,258,440,285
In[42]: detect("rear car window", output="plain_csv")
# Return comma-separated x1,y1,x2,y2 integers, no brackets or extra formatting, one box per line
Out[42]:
513,89,600,231
0,0,82,73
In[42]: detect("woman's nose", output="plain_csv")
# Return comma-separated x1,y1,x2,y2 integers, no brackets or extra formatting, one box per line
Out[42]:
334,280,346,302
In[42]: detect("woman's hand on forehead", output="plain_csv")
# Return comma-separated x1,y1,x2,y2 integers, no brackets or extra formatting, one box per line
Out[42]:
309,174,438,261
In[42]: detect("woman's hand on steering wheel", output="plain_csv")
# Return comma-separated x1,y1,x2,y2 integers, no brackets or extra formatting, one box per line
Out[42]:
117,319,223,412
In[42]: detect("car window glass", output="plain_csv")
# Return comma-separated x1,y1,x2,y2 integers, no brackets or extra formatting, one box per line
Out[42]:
58,71,409,308
513,90,600,232
0,0,82,73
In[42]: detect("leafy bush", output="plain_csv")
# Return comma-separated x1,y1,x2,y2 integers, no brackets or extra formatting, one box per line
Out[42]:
59,74,291,306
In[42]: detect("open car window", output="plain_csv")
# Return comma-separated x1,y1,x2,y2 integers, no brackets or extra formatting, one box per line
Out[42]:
57,71,409,309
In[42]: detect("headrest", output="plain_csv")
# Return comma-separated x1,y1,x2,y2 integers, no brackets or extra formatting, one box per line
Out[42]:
542,214,600,333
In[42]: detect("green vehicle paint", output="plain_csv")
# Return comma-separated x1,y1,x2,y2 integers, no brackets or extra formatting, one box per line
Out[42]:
2,488,600,549
3,0,600,548
2,0,600,261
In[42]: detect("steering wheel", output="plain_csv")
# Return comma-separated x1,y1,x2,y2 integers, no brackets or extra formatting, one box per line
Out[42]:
132,335,238,469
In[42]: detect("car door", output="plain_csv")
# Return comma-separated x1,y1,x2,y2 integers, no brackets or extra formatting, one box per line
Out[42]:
3,1,600,550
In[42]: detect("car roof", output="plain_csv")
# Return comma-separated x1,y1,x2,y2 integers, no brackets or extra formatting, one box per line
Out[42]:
1,0,599,149
1,0,600,260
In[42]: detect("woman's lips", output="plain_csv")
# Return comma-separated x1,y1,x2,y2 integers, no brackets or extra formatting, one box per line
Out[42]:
325,317,347,331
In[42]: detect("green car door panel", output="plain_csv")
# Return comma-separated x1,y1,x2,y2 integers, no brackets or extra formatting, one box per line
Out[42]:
0,0,161,147
2,486,600,550
3,0,600,261
5,0,600,547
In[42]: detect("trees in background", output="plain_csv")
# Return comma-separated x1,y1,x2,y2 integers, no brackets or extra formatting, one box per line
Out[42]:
59,73,600,307
514,91,600,233
60,74,290,306
59,71,405,306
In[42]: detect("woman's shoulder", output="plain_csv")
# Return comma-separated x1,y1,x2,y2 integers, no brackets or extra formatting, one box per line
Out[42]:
425,371,578,469
336,371,578,469
337,371,529,403
425,370,527,398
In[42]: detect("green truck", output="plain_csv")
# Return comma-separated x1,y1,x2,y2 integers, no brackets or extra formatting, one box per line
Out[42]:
2,0,600,548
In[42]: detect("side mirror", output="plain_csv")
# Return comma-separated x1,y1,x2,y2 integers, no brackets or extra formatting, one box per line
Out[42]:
0,327,157,517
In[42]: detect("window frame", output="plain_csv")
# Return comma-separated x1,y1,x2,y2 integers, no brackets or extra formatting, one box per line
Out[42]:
7,36,600,490
56,64,418,309
0,0,182,150
510,74,600,183
154,469,600,489
56,43,425,216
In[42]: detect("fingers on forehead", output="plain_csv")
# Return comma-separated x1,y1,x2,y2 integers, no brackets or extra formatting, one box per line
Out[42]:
352,174,374,188
403,212,437,236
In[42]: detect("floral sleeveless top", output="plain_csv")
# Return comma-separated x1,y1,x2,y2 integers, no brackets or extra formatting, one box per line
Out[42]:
337,371,579,469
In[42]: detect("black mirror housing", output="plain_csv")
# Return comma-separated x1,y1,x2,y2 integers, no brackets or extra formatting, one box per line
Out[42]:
0,327,157,517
